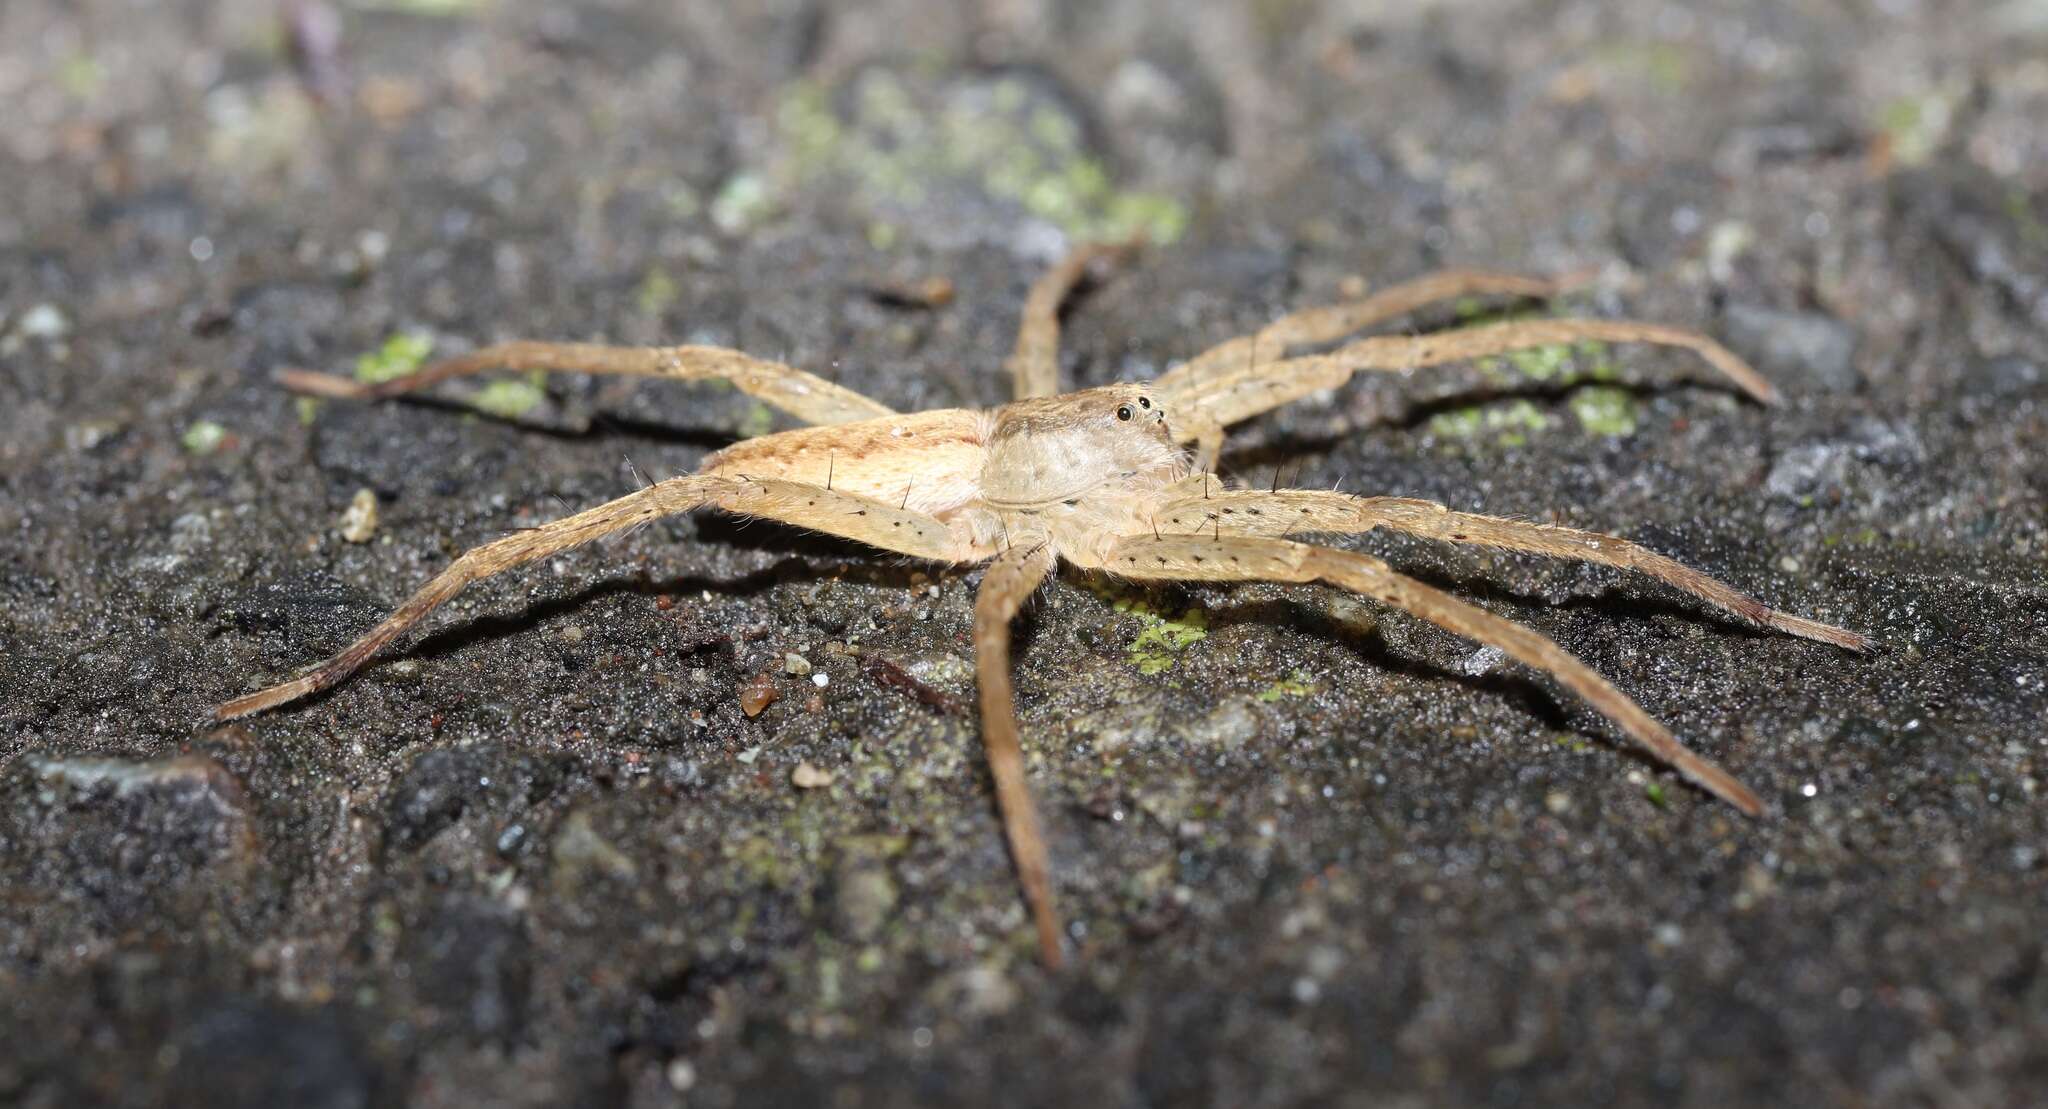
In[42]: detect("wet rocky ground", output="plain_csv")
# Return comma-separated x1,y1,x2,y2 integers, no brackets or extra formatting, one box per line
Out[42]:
3,1,2045,1105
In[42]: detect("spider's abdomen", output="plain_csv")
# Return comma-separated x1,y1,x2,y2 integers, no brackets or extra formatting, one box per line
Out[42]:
700,408,991,516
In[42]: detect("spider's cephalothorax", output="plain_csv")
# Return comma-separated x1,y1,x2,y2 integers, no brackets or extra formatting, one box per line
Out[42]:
980,383,1181,509
220,242,1870,968
978,384,1189,559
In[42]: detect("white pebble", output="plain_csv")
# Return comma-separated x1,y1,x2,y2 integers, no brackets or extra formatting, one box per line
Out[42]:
17,303,69,340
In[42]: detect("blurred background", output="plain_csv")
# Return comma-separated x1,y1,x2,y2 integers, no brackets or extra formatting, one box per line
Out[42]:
2,2,2045,1106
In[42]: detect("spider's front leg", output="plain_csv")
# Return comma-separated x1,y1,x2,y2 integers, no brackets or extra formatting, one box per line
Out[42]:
278,340,896,427
1147,485,1871,651
1150,269,1581,468
1158,294,1773,470
1076,532,1766,815
1154,268,1574,396
215,476,973,719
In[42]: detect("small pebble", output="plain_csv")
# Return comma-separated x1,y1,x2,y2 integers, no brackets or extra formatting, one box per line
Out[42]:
784,652,813,676
16,303,70,340
738,672,779,717
791,762,834,789
339,488,378,543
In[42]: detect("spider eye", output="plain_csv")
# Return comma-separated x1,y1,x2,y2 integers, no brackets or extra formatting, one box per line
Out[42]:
1115,404,1133,421
1138,396,1150,409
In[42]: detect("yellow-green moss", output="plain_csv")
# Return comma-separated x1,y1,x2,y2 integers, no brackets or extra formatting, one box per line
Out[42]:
635,267,679,317
181,420,228,455
1255,670,1315,703
472,374,546,419
1086,578,1209,674
1570,385,1639,437
354,332,434,385
769,73,1188,245
710,172,775,234
737,402,777,440
1429,398,1551,447
1129,607,1208,674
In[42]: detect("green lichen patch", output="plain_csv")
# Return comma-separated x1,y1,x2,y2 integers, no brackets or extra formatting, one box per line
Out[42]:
471,374,547,419
737,402,777,440
1128,608,1208,675
1875,82,1966,168
59,55,105,101
181,420,229,455
1569,385,1639,437
1474,335,1619,387
354,332,434,385
1553,733,1592,755
1085,578,1209,674
1430,328,1641,444
710,172,775,234
1254,670,1315,703
769,72,1188,245
1589,41,1698,94
635,267,679,317
357,0,489,14
1428,398,1551,448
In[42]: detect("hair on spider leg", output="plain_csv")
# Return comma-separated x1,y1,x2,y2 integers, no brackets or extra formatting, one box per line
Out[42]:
621,454,652,490
502,492,579,536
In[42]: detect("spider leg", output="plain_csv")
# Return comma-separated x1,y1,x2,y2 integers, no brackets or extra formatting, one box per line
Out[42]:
1159,317,1773,470
1078,533,1766,816
1154,269,1573,396
214,476,975,720
971,540,1065,966
1146,487,1870,650
1007,240,1138,401
277,341,896,427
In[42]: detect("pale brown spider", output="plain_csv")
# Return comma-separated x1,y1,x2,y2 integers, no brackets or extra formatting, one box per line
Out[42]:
216,243,1870,968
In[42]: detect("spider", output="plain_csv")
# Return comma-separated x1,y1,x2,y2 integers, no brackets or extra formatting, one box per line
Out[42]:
216,242,1870,968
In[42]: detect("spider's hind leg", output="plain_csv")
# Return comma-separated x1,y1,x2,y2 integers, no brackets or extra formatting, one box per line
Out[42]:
1082,532,1767,815
1007,240,1139,401
1144,487,1871,651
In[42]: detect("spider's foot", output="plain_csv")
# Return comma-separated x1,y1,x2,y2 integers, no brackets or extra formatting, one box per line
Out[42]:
1762,610,1873,652
214,675,321,720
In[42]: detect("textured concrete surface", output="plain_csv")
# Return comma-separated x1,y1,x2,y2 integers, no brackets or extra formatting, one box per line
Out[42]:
2,1,2045,1105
